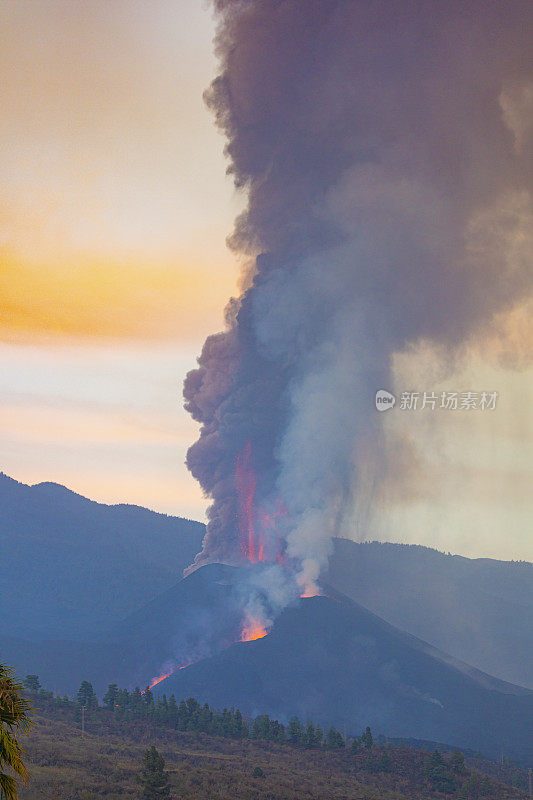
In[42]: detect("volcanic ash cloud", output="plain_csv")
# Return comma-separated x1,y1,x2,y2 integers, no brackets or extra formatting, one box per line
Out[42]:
183,0,533,617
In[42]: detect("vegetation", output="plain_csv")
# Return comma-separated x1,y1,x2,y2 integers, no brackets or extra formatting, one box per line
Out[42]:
16,681,528,800
76,682,98,712
21,680,39,696
351,725,374,752
0,665,32,800
450,749,467,775
424,749,457,792
138,746,171,800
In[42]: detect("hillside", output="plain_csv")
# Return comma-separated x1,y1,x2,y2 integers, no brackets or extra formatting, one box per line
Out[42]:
0,564,243,696
2,560,532,763
157,580,533,763
18,693,528,800
326,540,533,689
0,472,204,639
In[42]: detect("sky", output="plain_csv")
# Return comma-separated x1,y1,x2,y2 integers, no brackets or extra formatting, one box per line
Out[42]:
1,0,531,560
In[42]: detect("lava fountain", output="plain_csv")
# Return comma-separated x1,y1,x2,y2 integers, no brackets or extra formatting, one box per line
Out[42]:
235,441,264,564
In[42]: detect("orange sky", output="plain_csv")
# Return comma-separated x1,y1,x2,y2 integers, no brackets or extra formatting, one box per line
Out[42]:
0,1,531,559
0,0,242,521
0,0,242,345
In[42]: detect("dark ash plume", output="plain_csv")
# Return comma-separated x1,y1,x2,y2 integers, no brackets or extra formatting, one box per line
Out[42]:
184,0,533,598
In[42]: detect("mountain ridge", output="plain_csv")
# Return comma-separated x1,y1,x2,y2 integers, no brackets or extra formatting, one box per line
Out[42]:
0,471,205,640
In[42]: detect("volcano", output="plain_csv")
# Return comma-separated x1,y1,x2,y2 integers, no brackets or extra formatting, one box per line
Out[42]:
154,574,533,764
2,559,532,763
0,563,245,696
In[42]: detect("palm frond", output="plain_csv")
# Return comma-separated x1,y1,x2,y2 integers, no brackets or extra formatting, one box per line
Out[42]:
0,664,32,799
0,771,19,800
0,730,28,781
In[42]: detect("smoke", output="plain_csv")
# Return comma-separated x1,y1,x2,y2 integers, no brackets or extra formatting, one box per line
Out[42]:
184,1,533,613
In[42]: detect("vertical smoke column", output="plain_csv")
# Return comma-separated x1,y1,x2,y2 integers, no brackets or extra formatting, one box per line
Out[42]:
184,1,532,597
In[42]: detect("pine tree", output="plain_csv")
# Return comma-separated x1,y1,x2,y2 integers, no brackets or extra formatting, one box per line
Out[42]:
138,746,171,799
424,750,456,792
271,719,285,743
232,709,247,738
103,684,119,710
219,708,231,736
154,698,168,724
197,703,212,732
131,687,144,714
22,675,40,693
304,722,323,749
288,716,303,746
167,695,178,728
176,700,188,731
186,697,199,716
450,749,466,774
116,688,130,712
184,697,200,731
253,714,280,741
326,727,345,749
361,726,373,749
76,681,98,710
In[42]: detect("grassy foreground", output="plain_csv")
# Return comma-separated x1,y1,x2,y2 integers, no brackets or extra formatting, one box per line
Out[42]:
19,695,528,800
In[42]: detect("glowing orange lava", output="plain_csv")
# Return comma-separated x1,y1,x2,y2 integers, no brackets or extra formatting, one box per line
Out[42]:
147,662,192,691
240,619,269,642
235,443,290,565
300,583,322,599
148,671,173,690
235,441,264,563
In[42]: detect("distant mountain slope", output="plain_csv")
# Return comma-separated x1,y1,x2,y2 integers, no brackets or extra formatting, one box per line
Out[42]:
160,589,533,763
325,540,533,689
0,472,204,639
0,563,244,696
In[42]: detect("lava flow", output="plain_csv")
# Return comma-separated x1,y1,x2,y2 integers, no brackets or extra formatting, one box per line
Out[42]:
147,661,193,690
148,671,173,690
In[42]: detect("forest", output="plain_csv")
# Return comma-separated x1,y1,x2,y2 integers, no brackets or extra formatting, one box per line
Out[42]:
15,679,530,800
